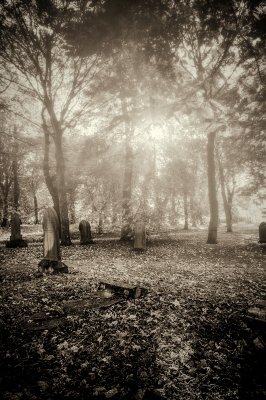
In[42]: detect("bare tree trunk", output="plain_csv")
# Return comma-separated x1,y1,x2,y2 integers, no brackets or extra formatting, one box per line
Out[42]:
42,119,60,220
1,195,9,227
43,103,71,244
207,131,219,244
227,188,235,231
183,188,189,230
54,134,71,246
12,138,19,211
217,155,232,232
120,140,133,240
34,193,39,224
68,189,76,224
0,166,12,227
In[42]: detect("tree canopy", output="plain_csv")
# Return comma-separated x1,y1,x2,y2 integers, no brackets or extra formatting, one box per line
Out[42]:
0,0,265,242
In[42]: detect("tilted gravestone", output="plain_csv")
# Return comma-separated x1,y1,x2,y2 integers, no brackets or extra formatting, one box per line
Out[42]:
6,212,27,248
133,220,146,251
259,222,266,244
38,207,68,274
79,220,94,244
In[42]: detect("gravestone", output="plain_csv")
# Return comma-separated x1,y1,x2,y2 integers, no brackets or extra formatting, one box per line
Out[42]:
79,220,94,244
38,207,68,274
133,220,146,251
259,222,266,244
6,212,27,248
98,281,148,299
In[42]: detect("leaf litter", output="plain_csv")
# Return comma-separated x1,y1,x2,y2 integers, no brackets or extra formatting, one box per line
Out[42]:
0,229,265,400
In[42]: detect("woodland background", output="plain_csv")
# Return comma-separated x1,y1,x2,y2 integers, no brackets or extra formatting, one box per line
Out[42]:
0,0,265,242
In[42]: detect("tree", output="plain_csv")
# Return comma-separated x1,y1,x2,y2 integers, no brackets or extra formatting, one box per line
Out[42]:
216,135,240,232
12,127,20,211
165,0,265,242
0,0,100,244
0,133,13,227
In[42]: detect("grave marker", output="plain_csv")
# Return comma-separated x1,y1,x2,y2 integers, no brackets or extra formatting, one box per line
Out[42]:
134,220,146,251
38,207,68,273
6,212,27,248
259,222,266,244
79,220,94,244
98,281,148,299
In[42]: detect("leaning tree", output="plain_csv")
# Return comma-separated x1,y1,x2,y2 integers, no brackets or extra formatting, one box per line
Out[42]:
0,0,101,244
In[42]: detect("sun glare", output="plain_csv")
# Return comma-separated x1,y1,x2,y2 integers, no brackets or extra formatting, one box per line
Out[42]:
149,123,166,141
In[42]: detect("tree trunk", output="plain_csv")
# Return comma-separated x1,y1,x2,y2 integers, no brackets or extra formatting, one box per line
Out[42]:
12,139,19,211
1,195,9,227
120,140,134,240
183,188,189,230
170,193,178,227
227,188,234,231
217,155,232,232
42,119,60,220
68,189,76,224
42,102,71,244
34,194,39,224
54,134,71,246
207,131,219,244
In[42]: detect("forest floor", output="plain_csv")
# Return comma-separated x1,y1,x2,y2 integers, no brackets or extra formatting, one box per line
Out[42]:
0,225,265,400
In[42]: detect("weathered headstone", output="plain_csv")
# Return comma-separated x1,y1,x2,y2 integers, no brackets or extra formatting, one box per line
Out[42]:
6,212,27,248
133,220,146,251
259,222,266,244
79,220,93,244
38,207,68,273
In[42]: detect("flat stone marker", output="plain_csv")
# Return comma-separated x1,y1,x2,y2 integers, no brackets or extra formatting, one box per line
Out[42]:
259,222,266,244
23,316,67,331
38,207,68,274
134,220,146,251
6,212,27,248
63,283,148,315
79,219,94,244
246,300,266,330
98,281,148,299
63,293,124,315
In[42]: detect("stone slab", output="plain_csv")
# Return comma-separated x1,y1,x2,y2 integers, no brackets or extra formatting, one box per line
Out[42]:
63,293,124,315
98,281,148,299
